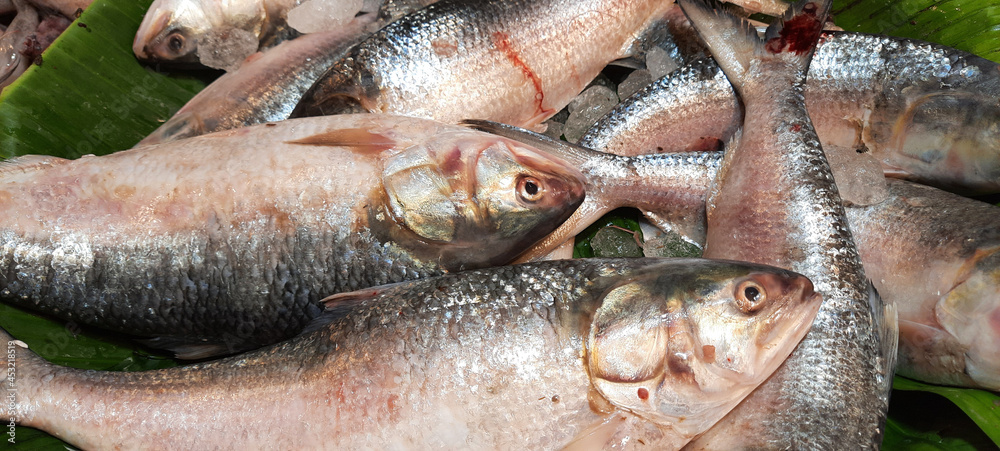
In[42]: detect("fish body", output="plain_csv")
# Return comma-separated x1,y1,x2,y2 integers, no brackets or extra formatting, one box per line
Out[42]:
677,0,895,448
8,257,821,450
138,14,375,145
583,31,1000,196
291,0,675,128
0,114,583,357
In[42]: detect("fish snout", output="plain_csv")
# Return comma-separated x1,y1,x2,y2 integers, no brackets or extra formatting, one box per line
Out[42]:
133,9,172,59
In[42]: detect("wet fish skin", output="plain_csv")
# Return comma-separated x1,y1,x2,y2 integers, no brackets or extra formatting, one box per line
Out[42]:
677,0,895,448
292,0,675,128
583,31,1000,196
0,114,583,358
8,257,821,449
138,15,376,146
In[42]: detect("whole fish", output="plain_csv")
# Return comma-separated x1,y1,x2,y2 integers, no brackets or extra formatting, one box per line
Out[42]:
677,0,895,449
291,0,676,129
7,258,822,450
582,30,1000,196
0,114,583,358
132,0,303,66
137,14,376,146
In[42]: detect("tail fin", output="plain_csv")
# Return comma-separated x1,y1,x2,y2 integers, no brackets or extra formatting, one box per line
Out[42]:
677,0,830,88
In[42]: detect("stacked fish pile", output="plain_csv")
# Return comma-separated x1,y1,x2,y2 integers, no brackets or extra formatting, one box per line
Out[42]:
0,0,86,88
0,0,998,448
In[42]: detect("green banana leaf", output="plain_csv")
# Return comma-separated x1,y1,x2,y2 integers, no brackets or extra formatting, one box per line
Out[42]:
0,0,999,449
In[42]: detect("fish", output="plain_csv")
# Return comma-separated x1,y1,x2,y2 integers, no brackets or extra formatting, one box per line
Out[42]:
290,0,676,129
0,0,39,89
132,0,303,67
0,114,583,358
582,30,1000,196
6,257,822,450
675,0,895,448
137,14,376,146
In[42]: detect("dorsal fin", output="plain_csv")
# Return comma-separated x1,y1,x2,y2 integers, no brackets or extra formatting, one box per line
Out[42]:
285,128,398,153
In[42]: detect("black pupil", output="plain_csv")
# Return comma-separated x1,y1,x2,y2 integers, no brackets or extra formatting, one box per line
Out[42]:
169,35,184,52
744,286,761,303
524,180,539,196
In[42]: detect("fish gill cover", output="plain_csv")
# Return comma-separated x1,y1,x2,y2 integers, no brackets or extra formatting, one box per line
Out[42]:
0,0,997,449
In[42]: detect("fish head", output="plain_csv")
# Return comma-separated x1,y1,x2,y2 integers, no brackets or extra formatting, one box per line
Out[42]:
935,248,1000,391
379,132,585,271
886,87,1000,194
133,0,222,63
586,259,821,437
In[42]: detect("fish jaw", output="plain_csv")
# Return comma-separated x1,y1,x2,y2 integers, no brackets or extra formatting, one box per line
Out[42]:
587,260,821,440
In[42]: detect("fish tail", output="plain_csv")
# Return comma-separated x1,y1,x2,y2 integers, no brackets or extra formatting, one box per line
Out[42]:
1,327,53,429
677,0,830,90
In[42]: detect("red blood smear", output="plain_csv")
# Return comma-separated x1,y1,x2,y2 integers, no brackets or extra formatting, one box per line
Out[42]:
765,2,822,55
491,31,547,117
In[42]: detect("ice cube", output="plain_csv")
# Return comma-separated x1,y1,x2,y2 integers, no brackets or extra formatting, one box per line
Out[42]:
826,146,889,206
646,46,679,80
618,69,652,101
564,85,618,143
198,28,259,71
288,0,363,34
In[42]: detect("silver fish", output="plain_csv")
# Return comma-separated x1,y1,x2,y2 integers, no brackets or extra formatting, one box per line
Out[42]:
291,0,675,129
583,30,1000,196
137,14,376,146
0,114,583,358
7,257,821,449
677,0,895,448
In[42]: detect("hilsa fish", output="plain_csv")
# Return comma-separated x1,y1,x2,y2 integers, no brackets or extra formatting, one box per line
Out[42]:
6,258,821,450
291,0,676,129
677,0,896,448
0,114,583,358
137,14,376,145
582,30,1000,196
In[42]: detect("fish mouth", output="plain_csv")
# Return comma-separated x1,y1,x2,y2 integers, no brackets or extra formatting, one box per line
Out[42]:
133,9,172,59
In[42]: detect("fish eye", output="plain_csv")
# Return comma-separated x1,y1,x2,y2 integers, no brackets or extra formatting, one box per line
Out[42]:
517,175,544,203
167,32,186,53
735,279,767,313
